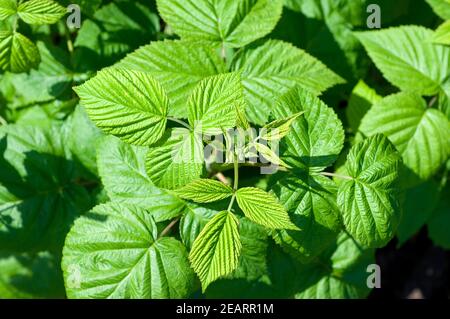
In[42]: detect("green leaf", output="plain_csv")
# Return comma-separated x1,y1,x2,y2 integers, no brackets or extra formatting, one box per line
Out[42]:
0,0,17,20
17,0,66,24
97,135,185,222
346,80,382,132
204,217,269,297
426,0,450,19
235,187,298,230
156,0,283,48
433,20,450,45
146,128,204,190
188,73,245,134
118,40,226,118
74,1,160,68
0,251,65,298
231,40,344,124
260,112,303,141
397,180,440,245
271,173,342,262
355,26,450,97
427,185,450,249
62,202,196,298
337,134,402,248
272,86,345,172
0,124,92,252
62,105,102,177
7,41,73,106
74,68,169,146
175,179,233,203
189,210,241,291
294,232,375,299
360,92,450,182
0,31,40,73
180,202,220,250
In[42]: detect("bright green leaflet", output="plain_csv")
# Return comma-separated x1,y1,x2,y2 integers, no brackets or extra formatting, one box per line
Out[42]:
189,210,241,291
157,0,283,48
188,73,244,134
62,202,196,299
360,92,450,183
0,31,40,73
231,40,344,125
17,0,66,25
175,179,233,203
426,0,450,20
118,40,227,118
272,86,345,172
355,26,450,97
74,68,169,147
337,134,402,248
179,202,220,250
97,135,185,222
235,187,298,230
433,21,450,45
0,0,17,21
145,128,204,190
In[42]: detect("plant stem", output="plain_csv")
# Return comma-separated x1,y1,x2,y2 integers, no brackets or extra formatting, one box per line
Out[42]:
158,217,180,238
227,155,239,211
62,22,74,54
320,171,353,180
168,117,192,130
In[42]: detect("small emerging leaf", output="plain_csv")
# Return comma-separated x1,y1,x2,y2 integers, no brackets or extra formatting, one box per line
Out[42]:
260,112,303,141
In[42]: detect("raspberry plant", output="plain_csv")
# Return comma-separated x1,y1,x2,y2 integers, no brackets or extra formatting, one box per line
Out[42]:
0,0,449,299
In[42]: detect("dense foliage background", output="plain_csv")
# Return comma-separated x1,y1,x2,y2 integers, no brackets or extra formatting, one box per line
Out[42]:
0,0,449,299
